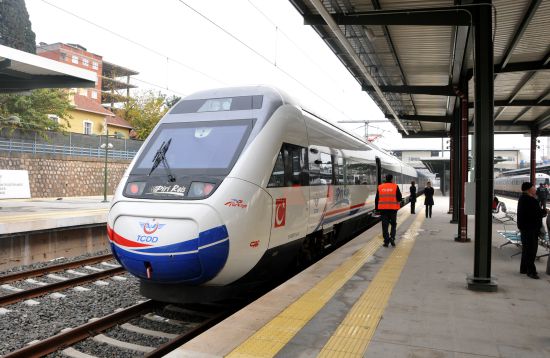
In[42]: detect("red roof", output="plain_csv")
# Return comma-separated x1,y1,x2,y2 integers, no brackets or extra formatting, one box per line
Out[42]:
107,115,133,129
73,94,114,116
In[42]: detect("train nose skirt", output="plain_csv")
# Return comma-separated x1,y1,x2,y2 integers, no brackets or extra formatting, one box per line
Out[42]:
110,225,229,284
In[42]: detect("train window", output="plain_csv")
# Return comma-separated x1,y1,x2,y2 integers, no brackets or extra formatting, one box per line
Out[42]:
268,151,285,187
133,120,252,175
319,153,333,185
171,95,263,113
334,156,345,185
268,143,308,187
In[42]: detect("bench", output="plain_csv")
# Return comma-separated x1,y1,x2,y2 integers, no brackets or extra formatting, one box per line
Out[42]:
537,233,550,260
497,230,522,257
492,202,517,224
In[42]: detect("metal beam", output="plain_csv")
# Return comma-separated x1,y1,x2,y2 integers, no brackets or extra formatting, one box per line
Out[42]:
468,99,550,108
511,87,550,124
467,58,550,77
535,109,550,129
393,115,452,123
500,0,543,70
370,0,422,131
303,6,473,26
363,85,455,96
0,75,96,89
306,0,408,134
494,71,538,121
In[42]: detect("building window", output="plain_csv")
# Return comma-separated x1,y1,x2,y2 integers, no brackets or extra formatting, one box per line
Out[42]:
82,58,89,67
92,61,98,70
48,115,59,124
72,55,79,64
60,52,66,61
91,90,98,99
83,121,93,135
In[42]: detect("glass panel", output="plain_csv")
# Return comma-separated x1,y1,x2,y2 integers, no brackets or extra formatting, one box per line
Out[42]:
319,152,332,185
134,121,251,172
268,151,285,188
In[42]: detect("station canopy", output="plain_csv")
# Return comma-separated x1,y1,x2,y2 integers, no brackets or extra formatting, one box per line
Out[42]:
289,0,550,138
0,44,96,93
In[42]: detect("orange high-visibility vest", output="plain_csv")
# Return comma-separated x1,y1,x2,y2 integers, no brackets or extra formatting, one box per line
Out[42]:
378,182,400,210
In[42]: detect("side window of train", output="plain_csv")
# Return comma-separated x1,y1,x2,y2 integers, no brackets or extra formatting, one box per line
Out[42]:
319,152,333,185
286,144,308,186
334,156,345,185
268,143,308,188
267,150,285,187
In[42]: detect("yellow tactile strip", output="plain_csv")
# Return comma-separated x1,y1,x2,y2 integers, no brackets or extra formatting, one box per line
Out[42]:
227,210,412,358
318,214,425,357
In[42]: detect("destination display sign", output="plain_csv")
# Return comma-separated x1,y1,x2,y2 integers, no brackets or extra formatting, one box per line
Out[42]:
0,170,31,199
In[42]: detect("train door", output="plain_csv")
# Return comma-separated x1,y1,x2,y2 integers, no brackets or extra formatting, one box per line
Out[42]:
307,148,332,233
376,157,382,185
267,143,309,248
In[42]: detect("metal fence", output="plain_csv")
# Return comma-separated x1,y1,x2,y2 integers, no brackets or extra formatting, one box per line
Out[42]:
0,128,143,160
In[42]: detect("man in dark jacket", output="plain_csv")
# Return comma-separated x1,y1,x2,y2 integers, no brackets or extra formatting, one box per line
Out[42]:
410,181,417,214
536,183,548,209
517,182,547,279
375,174,402,247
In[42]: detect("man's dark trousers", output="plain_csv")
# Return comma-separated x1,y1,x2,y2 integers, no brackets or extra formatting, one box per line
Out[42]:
380,209,397,245
520,229,539,274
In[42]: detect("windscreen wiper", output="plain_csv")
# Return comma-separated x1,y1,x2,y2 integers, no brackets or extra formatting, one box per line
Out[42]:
148,138,176,182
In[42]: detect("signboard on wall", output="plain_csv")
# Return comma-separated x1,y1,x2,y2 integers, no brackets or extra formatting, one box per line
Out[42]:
0,170,31,199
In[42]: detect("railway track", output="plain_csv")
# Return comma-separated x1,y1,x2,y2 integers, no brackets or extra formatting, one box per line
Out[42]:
4,300,239,358
0,254,124,307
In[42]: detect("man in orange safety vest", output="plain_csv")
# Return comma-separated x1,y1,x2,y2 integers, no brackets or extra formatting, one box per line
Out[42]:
375,174,402,247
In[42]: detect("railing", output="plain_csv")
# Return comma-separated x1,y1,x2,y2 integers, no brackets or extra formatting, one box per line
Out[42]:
0,139,137,160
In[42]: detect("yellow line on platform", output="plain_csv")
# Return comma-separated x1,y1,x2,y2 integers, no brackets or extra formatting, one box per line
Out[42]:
226,210,412,358
318,212,425,357
1,209,107,222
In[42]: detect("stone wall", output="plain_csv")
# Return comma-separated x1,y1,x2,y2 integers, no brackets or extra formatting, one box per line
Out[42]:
0,152,131,198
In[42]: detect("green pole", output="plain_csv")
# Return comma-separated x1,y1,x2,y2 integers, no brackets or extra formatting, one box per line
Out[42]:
103,130,109,202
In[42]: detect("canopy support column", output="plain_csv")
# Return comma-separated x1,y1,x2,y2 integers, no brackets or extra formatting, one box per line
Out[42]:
468,2,496,291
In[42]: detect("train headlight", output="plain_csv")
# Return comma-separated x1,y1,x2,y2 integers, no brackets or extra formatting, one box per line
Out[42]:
125,181,146,196
188,182,215,198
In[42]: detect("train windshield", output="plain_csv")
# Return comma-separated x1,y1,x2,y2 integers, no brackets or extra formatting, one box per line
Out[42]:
133,119,253,175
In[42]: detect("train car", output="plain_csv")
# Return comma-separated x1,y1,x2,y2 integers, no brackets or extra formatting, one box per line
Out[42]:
107,86,427,303
494,173,550,198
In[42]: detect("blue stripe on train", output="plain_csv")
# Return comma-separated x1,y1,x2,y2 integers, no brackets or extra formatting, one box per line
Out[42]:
111,225,229,284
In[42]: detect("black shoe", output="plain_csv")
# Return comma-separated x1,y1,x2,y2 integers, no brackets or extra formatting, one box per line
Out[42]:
383,243,389,247
527,273,540,279
390,239,396,247
520,271,527,274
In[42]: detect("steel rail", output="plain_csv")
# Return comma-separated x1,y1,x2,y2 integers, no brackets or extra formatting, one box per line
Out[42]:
0,254,114,284
0,266,125,307
145,307,239,357
3,300,157,358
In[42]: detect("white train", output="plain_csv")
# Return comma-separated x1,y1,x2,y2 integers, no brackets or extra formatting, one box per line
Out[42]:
494,173,550,198
107,86,427,303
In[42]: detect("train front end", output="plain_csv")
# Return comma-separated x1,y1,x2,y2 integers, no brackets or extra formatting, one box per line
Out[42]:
107,89,283,302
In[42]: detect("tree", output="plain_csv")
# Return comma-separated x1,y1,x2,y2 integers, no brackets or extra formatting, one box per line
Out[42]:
117,91,175,140
0,0,36,53
0,89,73,132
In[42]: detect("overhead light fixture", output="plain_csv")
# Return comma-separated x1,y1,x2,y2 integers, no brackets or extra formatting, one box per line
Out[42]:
364,27,376,42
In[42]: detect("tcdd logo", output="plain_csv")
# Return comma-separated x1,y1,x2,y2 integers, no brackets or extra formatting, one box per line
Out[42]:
139,221,166,235
137,235,159,243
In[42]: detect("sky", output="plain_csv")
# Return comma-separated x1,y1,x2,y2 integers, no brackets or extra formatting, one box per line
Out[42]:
25,0,539,156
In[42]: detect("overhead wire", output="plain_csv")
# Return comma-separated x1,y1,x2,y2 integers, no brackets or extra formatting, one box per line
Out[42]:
173,0,359,122
39,0,226,86
38,0,366,126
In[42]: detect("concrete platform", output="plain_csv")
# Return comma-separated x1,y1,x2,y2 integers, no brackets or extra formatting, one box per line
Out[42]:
166,196,550,358
0,196,110,235
0,196,110,270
